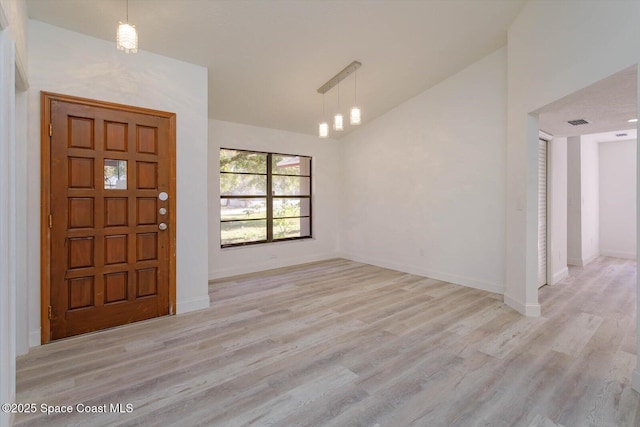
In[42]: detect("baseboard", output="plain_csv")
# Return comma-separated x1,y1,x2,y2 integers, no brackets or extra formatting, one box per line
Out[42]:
550,267,569,285
633,369,640,393
504,294,541,317
567,257,583,267
337,251,504,295
209,252,338,280
600,250,636,260
583,253,599,266
29,329,40,348
567,253,599,267
176,295,210,314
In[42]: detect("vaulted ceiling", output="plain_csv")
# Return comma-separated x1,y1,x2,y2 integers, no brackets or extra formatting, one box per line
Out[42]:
27,0,527,137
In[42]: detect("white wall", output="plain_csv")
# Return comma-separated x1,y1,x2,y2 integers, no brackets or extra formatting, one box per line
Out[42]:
208,119,342,279
566,135,600,266
27,20,210,346
580,134,600,264
567,136,582,266
0,1,26,425
338,47,507,294
0,28,16,427
547,137,568,284
600,139,637,259
505,0,640,316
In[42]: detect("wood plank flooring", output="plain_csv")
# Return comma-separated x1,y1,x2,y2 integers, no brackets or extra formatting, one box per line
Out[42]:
14,257,640,426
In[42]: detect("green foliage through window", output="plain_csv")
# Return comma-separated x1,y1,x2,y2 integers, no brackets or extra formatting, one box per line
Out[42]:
220,149,312,247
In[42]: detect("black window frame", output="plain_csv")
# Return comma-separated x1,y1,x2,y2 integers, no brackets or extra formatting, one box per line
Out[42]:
220,148,312,248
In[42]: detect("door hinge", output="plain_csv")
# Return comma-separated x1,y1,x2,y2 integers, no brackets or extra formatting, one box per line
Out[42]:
48,306,52,320
49,123,52,137
48,214,52,229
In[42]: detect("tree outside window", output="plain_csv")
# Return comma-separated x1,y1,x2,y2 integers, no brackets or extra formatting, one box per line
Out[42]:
220,149,312,247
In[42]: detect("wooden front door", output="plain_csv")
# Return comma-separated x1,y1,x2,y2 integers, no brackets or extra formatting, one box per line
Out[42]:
41,93,176,342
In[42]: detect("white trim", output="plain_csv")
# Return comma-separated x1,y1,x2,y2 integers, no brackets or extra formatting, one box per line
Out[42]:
29,329,40,348
209,252,338,280
538,137,548,287
14,49,27,90
567,257,584,267
567,253,598,267
176,296,210,314
583,253,599,266
504,294,541,317
636,69,640,394
600,250,636,260
337,252,505,294
550,267,569,285
0,29,15,427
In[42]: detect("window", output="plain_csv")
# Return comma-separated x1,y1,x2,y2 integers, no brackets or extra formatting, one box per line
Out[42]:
220,148,312,247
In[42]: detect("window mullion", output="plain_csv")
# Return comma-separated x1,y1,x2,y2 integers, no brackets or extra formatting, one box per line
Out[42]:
266,153,273,242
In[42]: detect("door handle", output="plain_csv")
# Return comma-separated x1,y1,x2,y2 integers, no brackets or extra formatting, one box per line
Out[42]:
159,223,167,231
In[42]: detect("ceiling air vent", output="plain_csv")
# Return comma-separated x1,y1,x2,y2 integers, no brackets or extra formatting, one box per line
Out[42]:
616,133,628,137
567,119,590,126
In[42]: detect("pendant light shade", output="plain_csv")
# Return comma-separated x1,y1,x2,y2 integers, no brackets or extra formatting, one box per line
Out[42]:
116,0,138,54
117,23,138,53
350,106,361,125
350,69,361,125
319,122,329,138
333,113,344,131
319,93,328,138
333,81,344,131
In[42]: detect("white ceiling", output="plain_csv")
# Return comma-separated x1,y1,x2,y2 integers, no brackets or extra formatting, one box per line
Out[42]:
27,0,527,137
580,129,637,143
538,65,637,137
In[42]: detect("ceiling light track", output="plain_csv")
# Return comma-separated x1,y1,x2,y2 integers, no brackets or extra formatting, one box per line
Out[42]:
317,61,361,94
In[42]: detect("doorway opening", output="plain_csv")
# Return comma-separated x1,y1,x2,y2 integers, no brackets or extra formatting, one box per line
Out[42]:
535,65,637,296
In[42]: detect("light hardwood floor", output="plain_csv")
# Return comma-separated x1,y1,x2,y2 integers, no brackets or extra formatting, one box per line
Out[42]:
14,257,640,426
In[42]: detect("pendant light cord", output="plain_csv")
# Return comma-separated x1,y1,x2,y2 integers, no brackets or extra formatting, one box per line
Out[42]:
354,70,357,104
126,0,129,23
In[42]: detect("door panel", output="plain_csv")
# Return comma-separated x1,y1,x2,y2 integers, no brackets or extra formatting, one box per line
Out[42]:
43,93,175,341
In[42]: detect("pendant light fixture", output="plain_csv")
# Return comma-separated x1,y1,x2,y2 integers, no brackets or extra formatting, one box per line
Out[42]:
333,82,344,131
319,93,328,138
350,70,361,125
316,61,362,138
117,0,138,54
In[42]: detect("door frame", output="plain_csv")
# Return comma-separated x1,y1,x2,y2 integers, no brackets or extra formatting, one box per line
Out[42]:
40,92,177,344
538,132,551,288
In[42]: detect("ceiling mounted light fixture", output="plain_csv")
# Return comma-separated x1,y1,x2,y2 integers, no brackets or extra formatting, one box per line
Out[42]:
117,0,138,54
628,118,638,123
317,61,362,138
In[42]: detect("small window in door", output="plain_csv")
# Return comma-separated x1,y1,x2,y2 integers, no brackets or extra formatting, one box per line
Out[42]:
104,159,127,189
